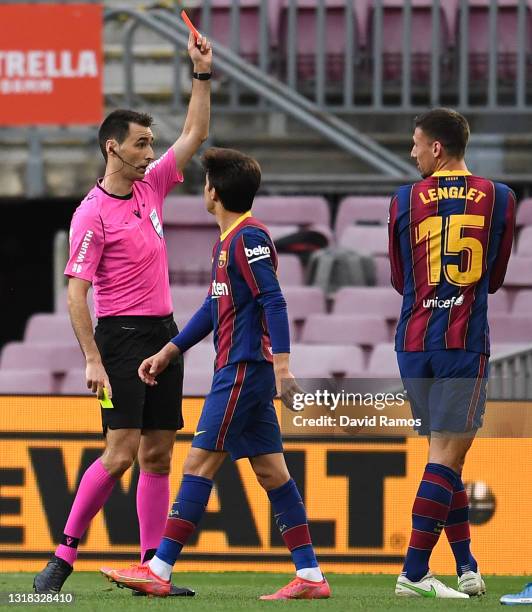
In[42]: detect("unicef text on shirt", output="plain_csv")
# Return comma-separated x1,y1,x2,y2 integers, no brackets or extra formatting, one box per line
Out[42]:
423,295,465,309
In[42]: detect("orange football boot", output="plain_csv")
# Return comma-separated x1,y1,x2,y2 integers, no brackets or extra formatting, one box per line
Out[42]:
260,576,331,600
100,563,170,597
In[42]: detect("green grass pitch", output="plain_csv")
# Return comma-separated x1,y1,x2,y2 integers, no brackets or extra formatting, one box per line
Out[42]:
0,572,527,611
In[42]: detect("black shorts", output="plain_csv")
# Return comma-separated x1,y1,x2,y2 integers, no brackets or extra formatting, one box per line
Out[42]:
94,314,184,434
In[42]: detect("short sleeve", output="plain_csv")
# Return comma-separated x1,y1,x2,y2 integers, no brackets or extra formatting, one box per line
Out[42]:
64,203,105,282
143,148,184,201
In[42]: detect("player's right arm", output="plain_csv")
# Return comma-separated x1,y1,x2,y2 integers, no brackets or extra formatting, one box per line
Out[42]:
138,295,213,385
68,278,111,399
64,202,110,399
388,193,404,295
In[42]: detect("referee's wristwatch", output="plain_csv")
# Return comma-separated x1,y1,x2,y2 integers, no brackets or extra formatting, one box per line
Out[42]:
193,72,212,80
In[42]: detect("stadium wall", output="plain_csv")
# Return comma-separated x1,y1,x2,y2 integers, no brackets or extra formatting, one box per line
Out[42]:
0,199,75,348
0,396,530,575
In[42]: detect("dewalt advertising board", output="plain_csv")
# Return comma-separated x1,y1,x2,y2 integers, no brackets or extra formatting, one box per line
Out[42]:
0,396,530,574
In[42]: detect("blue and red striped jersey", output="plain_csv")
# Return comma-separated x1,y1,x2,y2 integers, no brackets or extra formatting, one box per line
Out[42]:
172,211,290,370
388,171,516,354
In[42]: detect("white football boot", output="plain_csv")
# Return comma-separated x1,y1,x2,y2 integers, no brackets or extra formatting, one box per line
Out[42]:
458,570,486,596
396,572,469,598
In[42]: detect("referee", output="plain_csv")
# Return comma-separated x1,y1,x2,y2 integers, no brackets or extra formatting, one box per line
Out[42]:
34,33,212,595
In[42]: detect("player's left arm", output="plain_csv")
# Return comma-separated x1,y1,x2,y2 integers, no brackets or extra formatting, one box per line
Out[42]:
171,33,212,174
388,193,404,294
234,231,294,394
171,294,214,353
489,188,516,293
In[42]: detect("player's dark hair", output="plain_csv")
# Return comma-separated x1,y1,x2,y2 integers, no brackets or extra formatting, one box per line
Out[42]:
202,147,261,213
98,109,154,161
414,108,470,159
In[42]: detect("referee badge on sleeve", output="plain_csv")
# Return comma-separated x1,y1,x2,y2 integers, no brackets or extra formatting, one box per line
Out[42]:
149,208,164,237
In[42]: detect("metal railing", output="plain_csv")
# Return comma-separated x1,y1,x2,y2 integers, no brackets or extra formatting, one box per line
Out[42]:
142,7,415,177
3,1,532,198
180,0,530,114
489,346,532,400
12,4,419,198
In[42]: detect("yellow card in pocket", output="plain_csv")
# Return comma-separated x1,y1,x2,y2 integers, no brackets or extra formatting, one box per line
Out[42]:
99,387,114,409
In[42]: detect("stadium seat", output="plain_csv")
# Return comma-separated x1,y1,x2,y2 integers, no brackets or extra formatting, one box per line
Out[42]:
55,285,94,315
516,225,532,256
191,0,278,66
489,314,532,343
163,196,217,226
173,314,188,332
253,196,330,227
165,228,218,285
61,369,92,395
24,314,77,344
268,224,300,242
278,0,364,83
0,342,84,373
173,314,213,343
277,254,304,286
459,0,532,82
253,196,332,243
503,256,532,288
301,314,389,346
0,369,55,394
333,286,402,320
487,288,510,313
331,283,508,316
366,343,401,377
173,314,209,337
55,286,69,313
512,289,532,313
367,0,453,84
283,286,325,342
171,285,209,317
516,197,532,227
338,225,389,256
184,343,216,371
374,255,392,287
290,343,365,378
164,198,315,285
283,286,326,322
334,196,390,236
163,196,219,285
183,370,212,396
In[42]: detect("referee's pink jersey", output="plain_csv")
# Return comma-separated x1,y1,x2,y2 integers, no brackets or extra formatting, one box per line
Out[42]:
65,148,183,317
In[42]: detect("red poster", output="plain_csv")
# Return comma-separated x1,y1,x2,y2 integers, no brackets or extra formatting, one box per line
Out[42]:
0,4,103,125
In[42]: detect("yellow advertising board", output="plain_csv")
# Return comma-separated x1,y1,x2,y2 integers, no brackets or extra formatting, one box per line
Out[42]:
0,396,530,574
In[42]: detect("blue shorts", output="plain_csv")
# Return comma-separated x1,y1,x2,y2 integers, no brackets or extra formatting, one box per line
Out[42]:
396,349,489,435
192,361,284,461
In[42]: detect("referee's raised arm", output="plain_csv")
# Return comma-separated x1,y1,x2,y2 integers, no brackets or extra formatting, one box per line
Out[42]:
172,32,212,174
34,29,213,599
